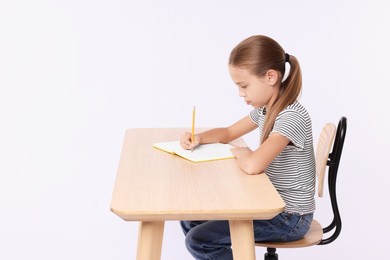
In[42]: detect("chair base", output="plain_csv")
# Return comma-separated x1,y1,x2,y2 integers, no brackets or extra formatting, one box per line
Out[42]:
264,248,278,260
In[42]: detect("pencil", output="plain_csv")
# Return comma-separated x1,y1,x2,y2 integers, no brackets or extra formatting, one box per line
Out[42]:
191,106,196,152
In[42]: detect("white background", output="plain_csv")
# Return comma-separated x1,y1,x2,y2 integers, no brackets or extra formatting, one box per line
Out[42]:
0,0,389,259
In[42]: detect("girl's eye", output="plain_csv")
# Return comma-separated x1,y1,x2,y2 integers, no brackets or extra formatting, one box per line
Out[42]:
240,85,247,89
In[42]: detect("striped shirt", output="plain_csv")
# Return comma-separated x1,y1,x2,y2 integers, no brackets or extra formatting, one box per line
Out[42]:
249,101,316,214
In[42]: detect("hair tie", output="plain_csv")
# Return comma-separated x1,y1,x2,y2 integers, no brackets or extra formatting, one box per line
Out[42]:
285,53,290,63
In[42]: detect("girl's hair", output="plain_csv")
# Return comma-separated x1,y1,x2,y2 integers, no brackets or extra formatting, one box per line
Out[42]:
229,35,302,143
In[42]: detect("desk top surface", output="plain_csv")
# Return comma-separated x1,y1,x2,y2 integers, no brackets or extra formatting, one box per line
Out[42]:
110,128,285,221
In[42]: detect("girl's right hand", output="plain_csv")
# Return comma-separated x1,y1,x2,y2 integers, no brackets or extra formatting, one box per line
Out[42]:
180,132,200,150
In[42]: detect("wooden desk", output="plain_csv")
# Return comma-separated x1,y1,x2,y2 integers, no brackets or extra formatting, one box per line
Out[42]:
110,128,285,260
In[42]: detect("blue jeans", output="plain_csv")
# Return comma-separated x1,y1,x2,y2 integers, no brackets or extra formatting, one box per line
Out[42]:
180,212,313,260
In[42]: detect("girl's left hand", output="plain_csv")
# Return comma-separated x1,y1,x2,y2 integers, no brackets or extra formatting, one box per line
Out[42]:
230,146,252,158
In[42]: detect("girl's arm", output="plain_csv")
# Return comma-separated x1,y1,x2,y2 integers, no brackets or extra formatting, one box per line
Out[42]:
231,132,290,175
180,115,257,150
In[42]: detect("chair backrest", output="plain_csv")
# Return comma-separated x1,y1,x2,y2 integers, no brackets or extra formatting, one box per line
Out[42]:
317,116,347,245
316,123,336,198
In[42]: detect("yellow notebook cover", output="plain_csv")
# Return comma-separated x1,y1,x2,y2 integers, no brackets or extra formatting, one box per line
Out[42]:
153,141,234,163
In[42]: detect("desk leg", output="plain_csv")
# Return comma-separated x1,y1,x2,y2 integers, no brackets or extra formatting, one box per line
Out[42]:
136,221,165,260
229,220,256,260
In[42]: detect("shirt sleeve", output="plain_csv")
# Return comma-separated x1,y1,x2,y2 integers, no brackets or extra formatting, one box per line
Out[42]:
271,109,307,150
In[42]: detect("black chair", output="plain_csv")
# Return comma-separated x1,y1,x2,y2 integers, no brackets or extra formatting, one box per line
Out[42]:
255,116,347,259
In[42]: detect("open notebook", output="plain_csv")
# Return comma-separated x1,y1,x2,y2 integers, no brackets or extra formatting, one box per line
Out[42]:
153,141,235,163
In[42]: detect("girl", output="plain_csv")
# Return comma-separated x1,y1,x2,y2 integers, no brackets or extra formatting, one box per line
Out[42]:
180,35,315,260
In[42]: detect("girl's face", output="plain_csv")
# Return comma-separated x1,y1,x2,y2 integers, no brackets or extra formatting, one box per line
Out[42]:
228,66,279,109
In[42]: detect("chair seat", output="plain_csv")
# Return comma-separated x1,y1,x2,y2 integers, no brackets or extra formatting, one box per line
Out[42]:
255,219,323,248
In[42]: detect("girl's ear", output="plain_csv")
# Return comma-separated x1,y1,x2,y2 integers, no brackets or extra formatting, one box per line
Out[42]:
266,70,279,86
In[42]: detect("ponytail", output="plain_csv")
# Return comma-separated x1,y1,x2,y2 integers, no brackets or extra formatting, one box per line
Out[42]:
261,55,302,143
